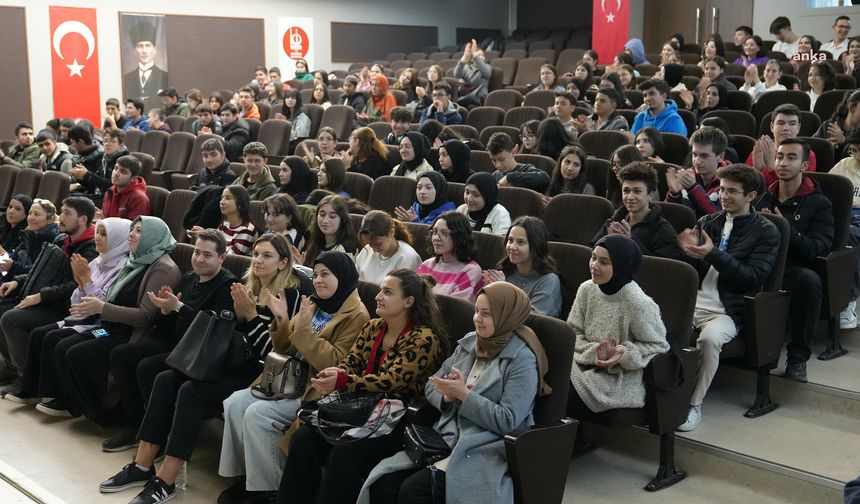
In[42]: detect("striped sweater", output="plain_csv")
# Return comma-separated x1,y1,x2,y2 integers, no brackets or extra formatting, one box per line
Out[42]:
219,220,260,256
416,257,484,303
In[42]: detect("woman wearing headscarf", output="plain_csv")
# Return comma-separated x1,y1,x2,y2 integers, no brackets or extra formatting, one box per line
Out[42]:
277,156,316,205
218,251,370,504
59,216,181,422
456,172,511,236
360,282,549,504
5,218,131,408
394,171,457,224
437,140,474,183
392,132,433,180
567,235,669,418
360,74,397,124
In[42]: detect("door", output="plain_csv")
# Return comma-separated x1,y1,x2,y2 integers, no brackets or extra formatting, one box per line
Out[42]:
709,0,755,49
643,0,753,52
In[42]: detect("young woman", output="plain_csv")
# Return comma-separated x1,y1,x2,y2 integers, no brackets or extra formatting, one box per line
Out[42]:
280,89,311,141
3,198,58,277
842,37,860,77
529,64,565,93
310,83,332,110
734,35,769,66
340,127,389,180
607,144,646,208
264,193,306,251
457,172,511,236
793,35,826,72
276,269,446,504
660,40,683,65
416,211,484,302
218,251,369,504
806,59,836,112
360,74,397,124
277,156,316,205
0,194,31,256
299,194,359,266
209,93,225,115
634,127,665,162
740,59,786,103
483,216,563,318
618,64,636,90
299,127,338,169
294,59,314,81
815,89,860,156
214,185,259,256
355,211,422,283
316,158,349,198
99,234,305,504
415,65,444,112
573,62,593,86
437,139,474,183
5,218,131,406
361,282,549,504
264,80,286,109
545,145,595,203
394,68,420,104
701,34,726,62
566,235,669,418
519,120,540,155
696,83,728,121
565,78,594,114
537,117,574,161
391,132,434,180
313,70,329,88
394,171,457,224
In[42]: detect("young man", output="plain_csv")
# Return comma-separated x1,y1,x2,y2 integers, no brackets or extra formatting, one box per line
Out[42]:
123,99,150,132
581,88,628,132
701,56,738,92
73,128,128,202
384,106,413,146
237,86,261,120
631,79,687,136
36,129,73,173
770,16,800,58
102,155,151,220
593,162,680,259
58,118,75,145
102,98,129,130
549,91,578,135
755,139,834,382
123,20,168,111
158,88,189,118
418,82,463,125
830,133,860,328
192,104,222,136
102,228,236,451
233,142,276,201
147,109,172,133
746,103,816,186
0,197,98,386
67,125,105,194
220,103,252,162
822,16,852,59
194,138,236,192
453,38,492,108
666,126,729,217
340,75,367,115
677,165,780,431
734,25,754,49
487,132,550,193
0,122,39,170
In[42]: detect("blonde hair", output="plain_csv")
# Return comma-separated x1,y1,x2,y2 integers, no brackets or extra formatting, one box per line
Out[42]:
244,234,299,306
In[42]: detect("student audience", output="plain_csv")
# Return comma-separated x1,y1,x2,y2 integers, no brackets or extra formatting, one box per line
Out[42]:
194,138,237,192
299,194,359,266
123,99,150,132
437,139,474,183
219,103,252,162
771,16,800,58
384,106,413,146
192,104,222,135
340,75,367,115
746,104,817,185
0,197,53,279
635,127,666,163
279,89,311,141
457,172,512,236
805,60,836,112
530,64,566,93
394,171,457,224
316,158,348,197
666,126,728,218
355,211,422,283
35,129,73,173
545,145,596,203
0,123,38,169
815,89,860,158
277,156,315,205
101,155,151,220
453,39,491,108
488,132,550,194
740,59,787,102
360,75,397,124
632,80,687,136
342,127,390,180
416,211,484,302
822,15,852,58
392,132,434,180
734,35,769,66
300,127,338,169
418,83,463,125
537,118,575,163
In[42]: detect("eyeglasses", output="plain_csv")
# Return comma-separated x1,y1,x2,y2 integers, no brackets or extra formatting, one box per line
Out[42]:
429,229,451,239
718,187,746,196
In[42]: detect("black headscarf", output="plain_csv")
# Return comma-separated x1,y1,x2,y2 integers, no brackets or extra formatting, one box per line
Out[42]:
662,64,685,88
310,251,359,314
280,156,316,204
465,172,499,231
394,132,431,176
416,171,449,220
440,140,473,183
594,235,642,296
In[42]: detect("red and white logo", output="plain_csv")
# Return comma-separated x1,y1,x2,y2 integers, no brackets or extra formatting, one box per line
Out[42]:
49,7,101,123
283,26,309,59
601,0,623,23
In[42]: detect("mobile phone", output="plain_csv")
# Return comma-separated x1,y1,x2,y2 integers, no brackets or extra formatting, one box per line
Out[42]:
92,328,109,338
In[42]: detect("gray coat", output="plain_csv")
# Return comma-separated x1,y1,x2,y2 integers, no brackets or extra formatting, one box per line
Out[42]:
357,333,539,504
453,57,492,101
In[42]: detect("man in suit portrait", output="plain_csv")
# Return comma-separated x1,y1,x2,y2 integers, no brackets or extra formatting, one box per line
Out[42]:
123,19,168,111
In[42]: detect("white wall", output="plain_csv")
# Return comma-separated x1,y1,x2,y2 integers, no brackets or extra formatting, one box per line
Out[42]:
753,0,860,45
5,0,509,126
629,0,645,40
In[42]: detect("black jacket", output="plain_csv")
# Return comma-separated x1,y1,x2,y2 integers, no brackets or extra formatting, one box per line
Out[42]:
194,159,236,192
82,146,129,195
341,92,367,115
755,176,834,269
350,155,390,180
74,143,105,176
692,210,780,330
13,232,98,304
492,163,550,194
592,204,681,259
7,223,59,277
222,119,251,162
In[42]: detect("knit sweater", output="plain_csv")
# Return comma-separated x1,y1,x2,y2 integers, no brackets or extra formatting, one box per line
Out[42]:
567,280,669,412
354,240,422,284
416,258,484,302
219,220,259,256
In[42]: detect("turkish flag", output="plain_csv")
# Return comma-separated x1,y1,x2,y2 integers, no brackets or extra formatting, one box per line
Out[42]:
591,0,629,65
50,6,100,123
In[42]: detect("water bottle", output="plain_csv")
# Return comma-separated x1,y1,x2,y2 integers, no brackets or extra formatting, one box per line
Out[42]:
174,461,187,490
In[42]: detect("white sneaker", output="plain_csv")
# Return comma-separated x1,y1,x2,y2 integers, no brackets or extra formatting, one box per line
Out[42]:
677,405,702,432
840,300,857,329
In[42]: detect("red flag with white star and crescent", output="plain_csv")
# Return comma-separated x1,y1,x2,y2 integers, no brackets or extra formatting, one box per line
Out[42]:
49,6,101,123
592,0,629,65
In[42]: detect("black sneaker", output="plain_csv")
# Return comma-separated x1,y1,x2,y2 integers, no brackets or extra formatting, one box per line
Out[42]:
99,462,154,493
784,361,808,383
217,476,249,504
245,491,278,503
129,476,176,504
3,387,39,405
103,428,139,452
35,399,74,418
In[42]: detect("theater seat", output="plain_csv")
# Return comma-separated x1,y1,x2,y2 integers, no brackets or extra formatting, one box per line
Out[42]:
168,133,217,190
498,186,543,220
146,186,169,218
470,150,495,174
480,126,521,148
523,89,556,111
473,231,505,269
485,89,525,111
578,130,631,160
544,194,613,245
10,168,41,199
799,136,836,173
0,165,17,208
652,202,696,233
257,119,292,158
34,171,69,208
320,105,357,141
757,111,820,138
140,130,169,169
702,110,757,137
403,222,432,260
164,115,185,134
124,129,144,153
368,176,416,215
813,90,850,122
130,152,156,184
504,106,547,128
162,189,197,242
514,153,556,177
224,253,252,279
343,172,373,203
660,133,691,166
752,91,811,126
466,106,505,132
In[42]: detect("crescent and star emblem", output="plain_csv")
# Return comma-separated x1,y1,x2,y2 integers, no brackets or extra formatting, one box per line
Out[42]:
601,0,623,23
52,20,96,78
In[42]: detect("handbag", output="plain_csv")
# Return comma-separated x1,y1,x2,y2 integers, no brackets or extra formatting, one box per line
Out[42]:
298,391,405,445
250,351,309,400
403,423,451,466
165,309,245,381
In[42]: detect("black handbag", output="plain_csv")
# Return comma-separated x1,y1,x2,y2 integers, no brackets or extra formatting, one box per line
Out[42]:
403,423,451,466
318,391,384,425
165,309,246,381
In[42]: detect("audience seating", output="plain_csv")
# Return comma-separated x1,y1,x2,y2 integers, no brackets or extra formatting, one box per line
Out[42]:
702,110,757,137
164,116,185,134
492,58,519,87
406,52,428,62
10,168,40,199
635,63,658,77
390,89,408,107
555,49,585,72
168,133,217,190
447,125,480,141
146,186,169,218
386,52,406,62
473,231,505,269
544,194,613,245
753,91,811,126
245,118,262,142
799,136,836,173
466,106,506,131
835,74,857,90
652,201,696,233
757,111,820,138
529,48,557,65
162,189,197,242
470,150,495,174
646,162,679,200
725,91,753,113
730,134,756,163
257,119,292,157
485,90,525,111
617,109,639,128
659,133,691,166
124,129,144,152
511,57,550,89
504,106,547,128
170,242,193,273
0,166,17,208
303,104,325,139
403,222,431,260
367,176,415,215
428,51,450,61
515,153,557,177
320,106,356,141
368,122,392,140
523,90,557,111
677,110,698,138
503,48,528,60
34,171,69,208
156,131,196,189
182,116,196,133
578,130,631,160
343,172,373,203
140,130,170,169
224,253,252,279
479,125,521,148
498,186,543,220
584,157,610,198
445,182,465,207
250,201,266,232
624,90,644,109
130,152,156,183
683,64,703,78
812,89,850,122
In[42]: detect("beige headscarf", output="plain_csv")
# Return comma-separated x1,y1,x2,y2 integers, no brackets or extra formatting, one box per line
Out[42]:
476,282,552,396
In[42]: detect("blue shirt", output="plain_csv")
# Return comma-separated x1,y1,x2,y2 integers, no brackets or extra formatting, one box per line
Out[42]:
123,116,150,132
631,100,686,136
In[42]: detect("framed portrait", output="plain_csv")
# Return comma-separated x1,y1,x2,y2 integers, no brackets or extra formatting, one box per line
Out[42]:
120,13,168,110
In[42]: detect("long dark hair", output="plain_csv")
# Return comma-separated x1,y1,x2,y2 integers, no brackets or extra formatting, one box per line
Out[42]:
223,185,253,224
548,145,590,196
264,193,306,239
497,216,557,276
304,194,358,265
430,211,475,264
320,158,346,193
537,117,573,161
283,89,304,120
385,268,449,354
635,127,665,158
832,89,860,124
705,33,726,57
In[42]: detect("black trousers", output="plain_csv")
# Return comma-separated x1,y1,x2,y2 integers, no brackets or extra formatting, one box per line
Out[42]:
137,353,170,408
371,467,446,504
109,341,175,429
0,300,67,371
136,365,258,461
19,324,75,396
277,422,406,504
43,330,92,412
64,332,130,425
782,265,822,363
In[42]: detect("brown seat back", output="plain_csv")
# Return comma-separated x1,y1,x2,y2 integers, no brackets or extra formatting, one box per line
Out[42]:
10,168,41,198
523,90,556,111
320,105,357,141
344,172,373,203
124,129,145,153
473,231,505,269
34,171,69,208
140,130,169,168
164,116,185,134
159,131,195,172
146,186,169,218
578,130,631,161
485,90,524,111
465,106,505,131
257,119,292,158
544,194,614,245
498,186,543,220
503,106,547,128
367,176,416,214
162,189,197,242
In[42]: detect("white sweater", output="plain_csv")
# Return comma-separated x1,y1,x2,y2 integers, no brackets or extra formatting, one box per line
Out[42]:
567,280,669,412
456,203,512,236
354,240,422,284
